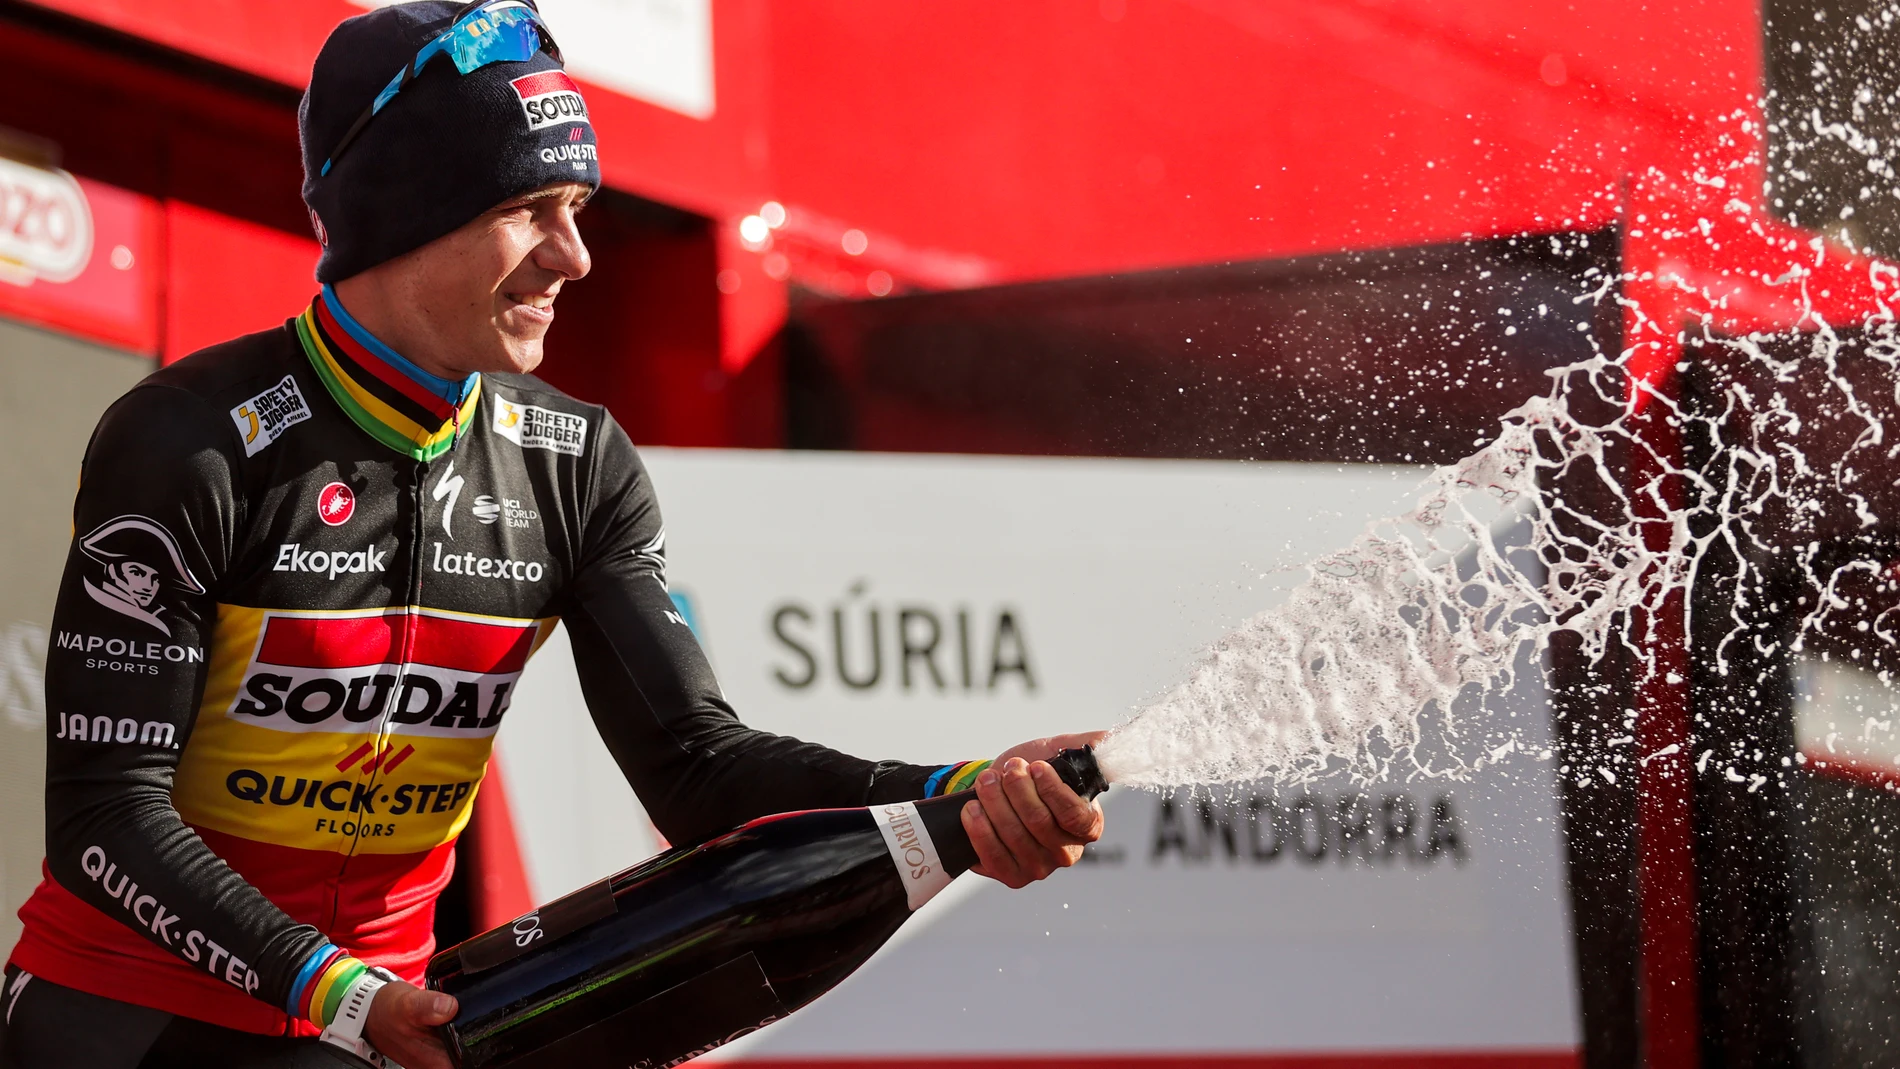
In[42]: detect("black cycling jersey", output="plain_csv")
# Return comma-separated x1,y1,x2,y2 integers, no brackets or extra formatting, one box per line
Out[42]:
9,289,978,1037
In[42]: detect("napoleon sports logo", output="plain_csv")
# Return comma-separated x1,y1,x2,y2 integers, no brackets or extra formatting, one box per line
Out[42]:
76,516,206,637
224,610,537,736
510,70,589,132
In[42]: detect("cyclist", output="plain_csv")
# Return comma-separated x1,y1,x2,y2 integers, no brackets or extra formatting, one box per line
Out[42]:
0,3,1104,1066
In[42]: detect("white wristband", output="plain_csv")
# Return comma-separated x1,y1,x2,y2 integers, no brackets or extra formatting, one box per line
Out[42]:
318,966,401,1066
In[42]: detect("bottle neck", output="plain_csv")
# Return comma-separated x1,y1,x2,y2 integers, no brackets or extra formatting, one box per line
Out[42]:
911,792,981,878
907,746,1109,883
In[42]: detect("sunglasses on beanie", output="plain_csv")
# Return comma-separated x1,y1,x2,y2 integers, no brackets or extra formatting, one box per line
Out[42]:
320,0,564,177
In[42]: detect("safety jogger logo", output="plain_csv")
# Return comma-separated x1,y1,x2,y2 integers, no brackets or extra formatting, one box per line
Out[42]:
230,375,313,457
492,394,588,456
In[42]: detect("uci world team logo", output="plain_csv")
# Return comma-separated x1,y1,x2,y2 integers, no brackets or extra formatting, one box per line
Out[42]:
77,516,205,637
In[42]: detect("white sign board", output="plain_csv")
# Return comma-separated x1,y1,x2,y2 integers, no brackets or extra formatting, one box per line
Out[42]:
0,158,92,286
498,449,1580,1061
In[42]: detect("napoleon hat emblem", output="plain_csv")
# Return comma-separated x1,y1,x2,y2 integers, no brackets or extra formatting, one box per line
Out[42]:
78,515,205,637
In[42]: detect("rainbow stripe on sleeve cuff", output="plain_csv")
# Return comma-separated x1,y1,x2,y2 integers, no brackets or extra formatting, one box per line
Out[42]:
288,943,370,1028
924,760,992,796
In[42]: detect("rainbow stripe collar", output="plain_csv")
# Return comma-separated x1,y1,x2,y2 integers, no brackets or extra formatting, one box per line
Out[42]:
294,291,481,462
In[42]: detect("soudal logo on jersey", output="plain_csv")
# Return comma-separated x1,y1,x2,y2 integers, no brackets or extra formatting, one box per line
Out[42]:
510,70,589,131
224,610,536,736
317,482,355,526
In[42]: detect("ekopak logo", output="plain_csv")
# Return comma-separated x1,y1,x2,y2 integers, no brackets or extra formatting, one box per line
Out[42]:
317,482,355,527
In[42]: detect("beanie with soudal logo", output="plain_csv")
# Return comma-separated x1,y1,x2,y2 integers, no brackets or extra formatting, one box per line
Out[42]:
299,1,602,283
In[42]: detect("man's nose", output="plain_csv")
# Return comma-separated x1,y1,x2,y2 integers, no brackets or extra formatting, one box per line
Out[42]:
539,212,591,281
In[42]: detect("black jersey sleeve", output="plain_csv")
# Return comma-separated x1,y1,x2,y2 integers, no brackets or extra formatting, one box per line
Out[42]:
41,385,327,1012
562,416,939,846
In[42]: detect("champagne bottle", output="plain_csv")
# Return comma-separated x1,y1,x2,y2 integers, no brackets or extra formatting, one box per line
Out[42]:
426,747,1110,1069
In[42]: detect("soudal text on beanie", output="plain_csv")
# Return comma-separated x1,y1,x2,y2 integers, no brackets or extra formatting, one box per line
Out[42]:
299,1,602,284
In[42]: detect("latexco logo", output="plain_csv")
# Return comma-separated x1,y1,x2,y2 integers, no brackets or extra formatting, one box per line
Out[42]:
431,543,545,583
76,516,206,638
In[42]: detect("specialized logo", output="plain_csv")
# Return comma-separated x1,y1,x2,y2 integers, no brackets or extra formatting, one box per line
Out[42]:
230,375,313,458
434,462,466,538
225,610,536,736
317,482,355,526
510,70,590,131
493,395,587,456
77,516,205,637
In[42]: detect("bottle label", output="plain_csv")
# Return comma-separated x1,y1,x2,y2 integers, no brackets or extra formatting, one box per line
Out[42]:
875,801,950,910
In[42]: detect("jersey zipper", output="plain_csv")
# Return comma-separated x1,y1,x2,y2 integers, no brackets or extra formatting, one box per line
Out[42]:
338,403,464,874
329,456,431,921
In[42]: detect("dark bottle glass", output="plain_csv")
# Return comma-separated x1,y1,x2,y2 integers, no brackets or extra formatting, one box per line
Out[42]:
426,747,1110,1069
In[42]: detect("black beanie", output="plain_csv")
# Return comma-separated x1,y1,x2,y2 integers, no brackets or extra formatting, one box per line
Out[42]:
300,1,602,283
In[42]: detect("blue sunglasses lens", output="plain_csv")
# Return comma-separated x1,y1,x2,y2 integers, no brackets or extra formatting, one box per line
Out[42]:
444,6,550,74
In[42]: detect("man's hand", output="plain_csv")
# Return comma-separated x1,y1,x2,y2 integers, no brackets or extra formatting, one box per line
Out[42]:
961,732,1108,888
364,981,458,1069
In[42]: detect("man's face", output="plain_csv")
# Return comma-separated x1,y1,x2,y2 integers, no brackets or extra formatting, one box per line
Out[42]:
111,561,161,606
341,182,593,379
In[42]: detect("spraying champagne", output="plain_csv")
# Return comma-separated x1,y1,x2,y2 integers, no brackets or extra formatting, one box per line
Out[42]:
426,747,1111,1069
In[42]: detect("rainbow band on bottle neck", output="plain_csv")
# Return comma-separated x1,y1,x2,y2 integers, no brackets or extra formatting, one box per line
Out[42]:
924,759,991,796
